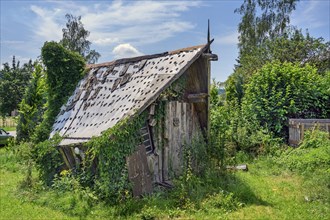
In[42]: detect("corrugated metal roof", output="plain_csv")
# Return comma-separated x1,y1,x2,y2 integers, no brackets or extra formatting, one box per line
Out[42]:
50,44,207,145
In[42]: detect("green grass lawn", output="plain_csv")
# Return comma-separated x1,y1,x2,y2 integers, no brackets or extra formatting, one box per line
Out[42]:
0,147,329,219
1,126,16,131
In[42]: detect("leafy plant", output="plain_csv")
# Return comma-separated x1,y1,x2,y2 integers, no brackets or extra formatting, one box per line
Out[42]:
278,129,330,173
33,134,63,186
60,14,101,64
83,113,147,203
17,63,47,142
33,42,86,143
242,62,329,139
0,56,33,117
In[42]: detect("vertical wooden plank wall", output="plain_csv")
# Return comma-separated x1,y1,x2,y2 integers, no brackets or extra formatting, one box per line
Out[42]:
127,145,153,197
162,101,201,180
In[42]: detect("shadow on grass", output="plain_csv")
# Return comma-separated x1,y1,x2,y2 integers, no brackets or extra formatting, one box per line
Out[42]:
110,170,271,218
216,172,270,206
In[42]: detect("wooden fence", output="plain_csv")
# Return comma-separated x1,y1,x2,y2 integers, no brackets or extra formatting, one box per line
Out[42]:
288,119,330,146
0,117,17,127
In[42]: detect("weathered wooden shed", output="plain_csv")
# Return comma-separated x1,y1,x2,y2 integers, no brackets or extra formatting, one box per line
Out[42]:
50,43,217,195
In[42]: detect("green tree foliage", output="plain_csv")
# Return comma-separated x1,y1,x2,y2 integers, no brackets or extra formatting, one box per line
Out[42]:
225,70,247,106
242,62,330,138
16,63,47,142
210,79,225,108
238,29,330,75
60,14,101,64
235,0,299,53
0,57,33,116
33,134,63,186
227,29,330,104
33,42,85,143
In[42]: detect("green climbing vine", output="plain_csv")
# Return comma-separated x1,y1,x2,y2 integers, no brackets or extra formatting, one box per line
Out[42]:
82,112,147,203
159,75,187,101
33,41,86,143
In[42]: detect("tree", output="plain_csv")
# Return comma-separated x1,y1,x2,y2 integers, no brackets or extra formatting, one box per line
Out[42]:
239,29,330,75
226,28,330,105
33,42,86,143
60,14,100,64
242,62,330,139
226,0,300,105
235,0,299,54
0,57,33,117
16,63,47,142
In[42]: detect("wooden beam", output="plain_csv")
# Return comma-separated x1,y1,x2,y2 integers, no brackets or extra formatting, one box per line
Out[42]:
187,93,208,103
202,53,218,61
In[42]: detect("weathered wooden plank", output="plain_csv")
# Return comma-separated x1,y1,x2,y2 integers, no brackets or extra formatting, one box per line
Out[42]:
289,119,330,123
127,145,153,197
182,102,187,143
59,148,71,169
187,93,208,103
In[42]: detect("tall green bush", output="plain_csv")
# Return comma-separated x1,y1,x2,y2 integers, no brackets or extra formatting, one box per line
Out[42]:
33,42,86,143
17,63,47,142
242,62,329,138
33,134,63,186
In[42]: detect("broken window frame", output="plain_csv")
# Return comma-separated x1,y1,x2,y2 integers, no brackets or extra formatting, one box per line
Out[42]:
140,122,155,155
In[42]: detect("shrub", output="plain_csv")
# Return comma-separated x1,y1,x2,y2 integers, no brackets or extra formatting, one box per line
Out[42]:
33,134,63,186
278,129,330,173
242,62,329,139
17,63,47,142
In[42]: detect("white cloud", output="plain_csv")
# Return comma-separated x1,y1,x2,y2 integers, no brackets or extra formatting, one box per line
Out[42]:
291,1,328,29
0,40,25,45
112,43,143,58
28,1,201,47
93,37,120,46
216,32,239,46
30,5,62,41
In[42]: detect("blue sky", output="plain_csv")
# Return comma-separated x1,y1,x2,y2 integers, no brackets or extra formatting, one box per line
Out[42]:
1,0,329,82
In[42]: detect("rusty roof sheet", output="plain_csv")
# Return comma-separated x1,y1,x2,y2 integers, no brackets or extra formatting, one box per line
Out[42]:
50,44,207,145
